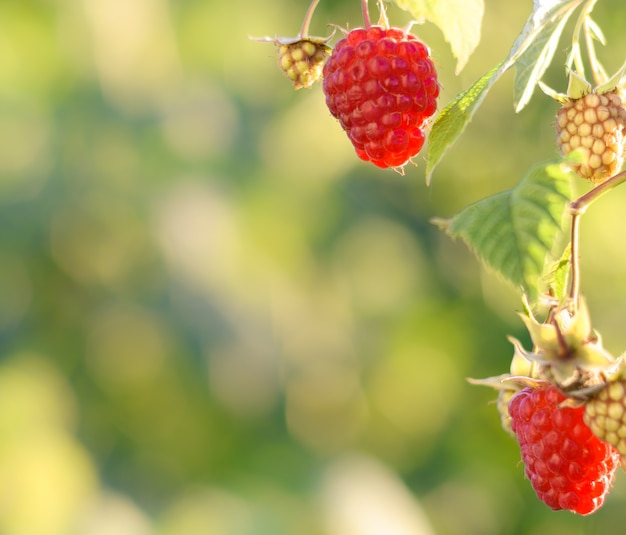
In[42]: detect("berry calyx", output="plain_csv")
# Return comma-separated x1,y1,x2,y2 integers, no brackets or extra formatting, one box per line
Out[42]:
510,298,619,392
322,24,439,169
509,384,620,515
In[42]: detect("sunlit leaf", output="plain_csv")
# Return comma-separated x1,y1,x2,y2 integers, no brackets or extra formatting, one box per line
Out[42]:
393,0,484,74
425,0,584,181
425,62,503,184
433,161,574,303
543,243,571,301
513,0,582,112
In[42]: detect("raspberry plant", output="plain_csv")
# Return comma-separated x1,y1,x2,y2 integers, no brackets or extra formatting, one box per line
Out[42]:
253,0,626,518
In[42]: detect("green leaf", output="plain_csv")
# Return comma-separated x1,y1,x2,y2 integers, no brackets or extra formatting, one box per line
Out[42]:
425,62,504,184
433,161,574,303
543,243,571,301
393,0,484,74
425,0,584,182
513,0,581,112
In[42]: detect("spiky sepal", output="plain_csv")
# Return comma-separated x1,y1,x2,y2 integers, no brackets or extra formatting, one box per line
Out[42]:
513,299,620,393
469,297,622,436
468,349,540,436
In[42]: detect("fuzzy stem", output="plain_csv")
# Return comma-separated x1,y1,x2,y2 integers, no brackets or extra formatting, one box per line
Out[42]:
361,0,371,28
567,168,626,306
568,211,581,304
299,0,321,37
569,169,626,215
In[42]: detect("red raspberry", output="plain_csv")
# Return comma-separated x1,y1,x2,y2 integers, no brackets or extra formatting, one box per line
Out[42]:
509,385,620,515
322,25,439,169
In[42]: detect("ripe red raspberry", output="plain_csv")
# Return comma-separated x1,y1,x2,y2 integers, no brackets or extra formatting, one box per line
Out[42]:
322,25,439,169
509,385,620,515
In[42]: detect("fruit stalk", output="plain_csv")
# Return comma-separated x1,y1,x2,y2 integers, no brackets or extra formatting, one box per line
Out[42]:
567,168,626,304
569,210,581,304
569,169,626,215
361,0,371,28
299,0,321,37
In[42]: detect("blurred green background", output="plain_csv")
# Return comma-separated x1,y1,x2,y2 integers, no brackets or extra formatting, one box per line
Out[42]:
2,0,626,534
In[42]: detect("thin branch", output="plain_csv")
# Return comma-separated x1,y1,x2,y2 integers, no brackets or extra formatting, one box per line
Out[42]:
570,169,626,215
567,167,626,306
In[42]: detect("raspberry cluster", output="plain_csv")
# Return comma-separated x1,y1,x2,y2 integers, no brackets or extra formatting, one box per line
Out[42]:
509,385,620,515
322,25,439,169
255,0,626,519
473,298,626,515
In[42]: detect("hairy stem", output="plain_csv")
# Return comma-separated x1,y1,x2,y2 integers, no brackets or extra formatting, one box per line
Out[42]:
300,0,321,37
361,0,371,28
569,211,581,304
570,169,626,215
567,168,626,305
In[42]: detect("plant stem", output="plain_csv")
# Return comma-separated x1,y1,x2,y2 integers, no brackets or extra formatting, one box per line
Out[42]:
570,169,626,215
569,211,581,303
567,168,626,304
300,0,321,37
361,0,371,28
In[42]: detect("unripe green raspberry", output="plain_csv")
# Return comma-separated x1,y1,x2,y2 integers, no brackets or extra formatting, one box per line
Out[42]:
584,380,626,457
277,38,331,89
497,389,515,437
556,92,626,183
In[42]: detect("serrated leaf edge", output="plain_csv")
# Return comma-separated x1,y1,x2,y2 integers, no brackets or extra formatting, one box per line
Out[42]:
437,161,573,302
